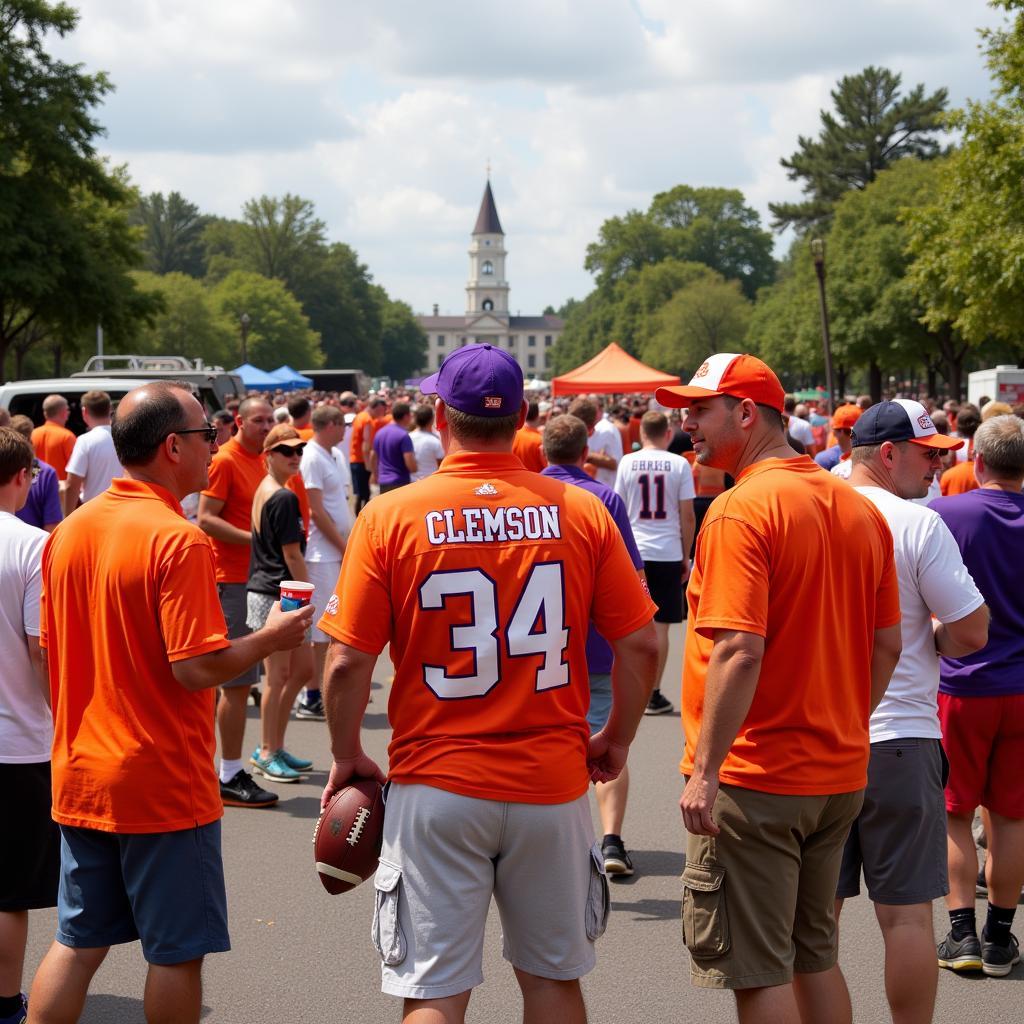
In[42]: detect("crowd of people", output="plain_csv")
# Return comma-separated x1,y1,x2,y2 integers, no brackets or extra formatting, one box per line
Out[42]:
1,345,1022,1024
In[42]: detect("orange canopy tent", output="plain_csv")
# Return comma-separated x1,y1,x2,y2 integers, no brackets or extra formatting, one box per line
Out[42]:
550,342,681,397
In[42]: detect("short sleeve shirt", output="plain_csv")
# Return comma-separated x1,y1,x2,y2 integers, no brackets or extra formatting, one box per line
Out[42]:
373,422,414,486
300,441,353,561
248,488,306,595
65,425,123,502
682,457,901,795
512,427,547,473
201,435,266,583
16,460,61,529
318,452,657,804
31,421,77,480
411,430,445,481
615,449,695,562
41,479,229,832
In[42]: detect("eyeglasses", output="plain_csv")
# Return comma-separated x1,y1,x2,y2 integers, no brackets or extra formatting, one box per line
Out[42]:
269,444,305,456
172,424,219,444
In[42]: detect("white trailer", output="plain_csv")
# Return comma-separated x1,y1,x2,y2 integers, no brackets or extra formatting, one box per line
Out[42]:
968,365,1024,408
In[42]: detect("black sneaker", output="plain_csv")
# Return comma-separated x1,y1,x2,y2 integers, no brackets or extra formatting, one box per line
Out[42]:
295,698,325,721
602,837,635,878
937,930,983,972
220,770,278,808
644,691,674,716
982,932,1020,977
976,865,988,898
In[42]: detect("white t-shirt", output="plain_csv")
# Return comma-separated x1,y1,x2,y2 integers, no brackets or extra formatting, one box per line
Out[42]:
854,486,985,743
787,415,815,448
0,512,51,762
410,430,444,482
614,448,695,562
830,458,852,480
300,440,353,562
591,416,624,487
65,424,122,502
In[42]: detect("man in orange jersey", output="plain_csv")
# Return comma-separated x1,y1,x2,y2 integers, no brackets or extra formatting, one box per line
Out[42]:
511,401,547,472
319,344,659,1024
349,397,388,513
199,397,280,808
656,353,903,1024
30,395,76,482
941,405,982,497
30,383,312,1024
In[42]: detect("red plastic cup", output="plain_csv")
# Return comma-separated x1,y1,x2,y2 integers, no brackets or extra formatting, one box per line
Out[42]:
280,580,315,612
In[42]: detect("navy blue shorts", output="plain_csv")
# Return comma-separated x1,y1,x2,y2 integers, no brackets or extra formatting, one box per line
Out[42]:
56,820,230,965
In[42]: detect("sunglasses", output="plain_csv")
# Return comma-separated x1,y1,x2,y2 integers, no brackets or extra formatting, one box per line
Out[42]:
269,444,305,456
172,424,219,444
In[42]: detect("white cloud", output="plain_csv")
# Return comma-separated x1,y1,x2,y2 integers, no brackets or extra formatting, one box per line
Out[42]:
50,0,1002,321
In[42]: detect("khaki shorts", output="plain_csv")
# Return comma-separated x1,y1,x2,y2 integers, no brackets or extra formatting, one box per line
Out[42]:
372,783,608,1000
682,783,863,990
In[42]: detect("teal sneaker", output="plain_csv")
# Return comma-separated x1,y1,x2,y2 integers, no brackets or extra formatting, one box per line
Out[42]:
250,752,300,783
278,749,313,772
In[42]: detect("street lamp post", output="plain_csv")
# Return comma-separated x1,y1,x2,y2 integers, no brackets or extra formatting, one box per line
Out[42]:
809,239,836,414
239,312,251,365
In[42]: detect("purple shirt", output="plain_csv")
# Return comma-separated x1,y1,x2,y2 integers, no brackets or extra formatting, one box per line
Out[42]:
16,459,61,530
814,444,842,471
541,463,644,673
932,488,1024,696
373,423,414,486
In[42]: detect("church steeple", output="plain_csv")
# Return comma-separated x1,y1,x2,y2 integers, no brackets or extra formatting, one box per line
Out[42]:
466,179,509,319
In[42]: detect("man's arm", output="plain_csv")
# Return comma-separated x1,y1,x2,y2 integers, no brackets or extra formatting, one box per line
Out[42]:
934,604,989,659
321,641,387,807
306,488,348,555
62,473,84,518
197,494,250,546
588,620,659,782
281,542,308,583
27,636,49,707
403,450,418,473
170,603,313,691
585,448,617,471
679,499,695,565
869,623,903,713
680,629,765,836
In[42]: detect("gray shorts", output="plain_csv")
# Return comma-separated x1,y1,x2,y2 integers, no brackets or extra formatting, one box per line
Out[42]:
836,737,949,905
218,583,258,688
246,591,311,643
587,673,612,734
371,783,608,1000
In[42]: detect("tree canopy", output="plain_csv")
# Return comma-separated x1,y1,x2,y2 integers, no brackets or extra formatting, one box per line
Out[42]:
132,191,210,277
770,66,947,234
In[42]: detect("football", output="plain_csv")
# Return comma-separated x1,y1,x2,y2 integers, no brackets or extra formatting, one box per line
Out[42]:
313,778,385,895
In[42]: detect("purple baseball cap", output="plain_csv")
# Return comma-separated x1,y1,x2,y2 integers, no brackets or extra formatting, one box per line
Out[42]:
419,344,524,418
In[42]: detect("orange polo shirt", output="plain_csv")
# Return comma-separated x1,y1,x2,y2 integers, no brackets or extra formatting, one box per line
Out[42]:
202,435,266,583
319,451,656,804
41,479,229,833
512,426,547,472
31,421,77,480
681,457,900,795
940,460,979,497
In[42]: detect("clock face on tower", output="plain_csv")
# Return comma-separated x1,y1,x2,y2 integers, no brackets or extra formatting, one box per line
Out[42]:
482,260,494,276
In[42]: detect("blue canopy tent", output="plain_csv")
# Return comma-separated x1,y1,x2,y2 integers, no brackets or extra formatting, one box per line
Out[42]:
231,363,282,391
269,365,314,389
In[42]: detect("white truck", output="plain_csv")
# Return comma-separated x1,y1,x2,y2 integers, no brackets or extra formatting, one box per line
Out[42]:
968,365,1024,409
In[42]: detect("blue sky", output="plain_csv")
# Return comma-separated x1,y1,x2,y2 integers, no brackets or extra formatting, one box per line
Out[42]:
55,1,1000,316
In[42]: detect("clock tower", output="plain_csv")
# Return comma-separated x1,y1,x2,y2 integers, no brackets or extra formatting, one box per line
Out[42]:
465,180,510,319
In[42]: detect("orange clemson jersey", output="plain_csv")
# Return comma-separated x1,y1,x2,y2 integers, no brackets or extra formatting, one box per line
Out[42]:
318,451,656,804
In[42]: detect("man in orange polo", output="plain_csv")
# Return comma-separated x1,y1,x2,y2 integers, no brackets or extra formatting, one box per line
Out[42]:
511,401,547,472
199,397,279,808
349,397,388,513
29,383,312,1024
30,395,76,482
657,354,903,1024
318,344,659,1022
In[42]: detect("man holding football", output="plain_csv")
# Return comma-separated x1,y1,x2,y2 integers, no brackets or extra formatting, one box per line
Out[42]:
318,343,659,1024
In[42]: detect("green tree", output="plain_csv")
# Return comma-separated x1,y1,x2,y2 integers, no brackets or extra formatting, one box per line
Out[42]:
209,271,324,370
131,191,210,276
371,286,427,381
770,66,947,234
236,194,326,288
906,0,1024,386
639,276,752,377
0,1,157,377
129,271,235,366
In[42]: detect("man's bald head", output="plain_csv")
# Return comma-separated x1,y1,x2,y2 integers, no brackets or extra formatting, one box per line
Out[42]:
113,383,199,466
238,396,272,420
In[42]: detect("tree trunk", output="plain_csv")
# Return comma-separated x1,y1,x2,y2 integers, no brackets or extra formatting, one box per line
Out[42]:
837,363,848,401
936,324,966,401
869,361,883,404
52,342,63,377
926,362,937,399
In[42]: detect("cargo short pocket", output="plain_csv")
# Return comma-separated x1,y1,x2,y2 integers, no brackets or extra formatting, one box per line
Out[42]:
681,861,730,957
585,842,610,941
371,860,407,966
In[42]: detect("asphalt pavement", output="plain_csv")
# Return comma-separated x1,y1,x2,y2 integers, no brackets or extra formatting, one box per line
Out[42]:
23,625,1023,1022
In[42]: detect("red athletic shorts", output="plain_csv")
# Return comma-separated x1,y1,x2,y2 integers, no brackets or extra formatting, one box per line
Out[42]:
937,692,1024,819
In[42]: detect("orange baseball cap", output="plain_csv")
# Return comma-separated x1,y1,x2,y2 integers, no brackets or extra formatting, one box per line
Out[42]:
831,404,862,430
655,353,785,413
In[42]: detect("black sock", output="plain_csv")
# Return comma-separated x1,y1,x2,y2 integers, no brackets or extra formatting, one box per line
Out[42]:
949,907,977,942
0,994,23,1017
983,903,1016,947
650,688,661,698
603,833,622,847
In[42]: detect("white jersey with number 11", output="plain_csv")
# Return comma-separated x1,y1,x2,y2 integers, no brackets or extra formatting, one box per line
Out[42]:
614,449,695,562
